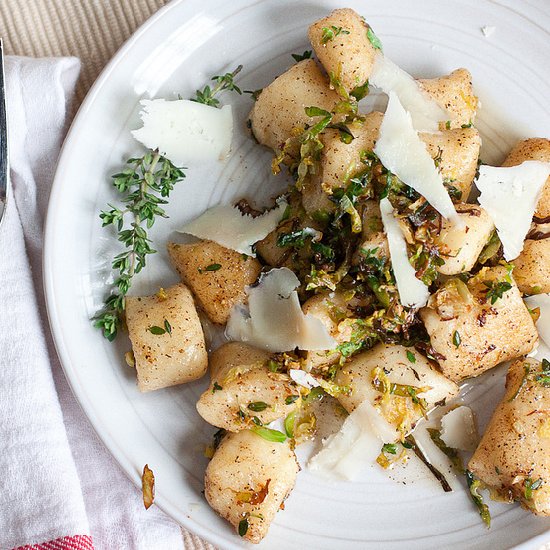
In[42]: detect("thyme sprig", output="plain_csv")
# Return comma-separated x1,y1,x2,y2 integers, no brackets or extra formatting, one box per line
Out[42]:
94,152,185,340
94,65,243,340
192,65,243,107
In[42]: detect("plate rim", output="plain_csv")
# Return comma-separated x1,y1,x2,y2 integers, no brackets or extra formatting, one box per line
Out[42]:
42,0,550,548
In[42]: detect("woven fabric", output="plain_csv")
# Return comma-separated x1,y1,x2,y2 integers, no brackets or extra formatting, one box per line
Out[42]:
15,535,95,550
0,0,168,103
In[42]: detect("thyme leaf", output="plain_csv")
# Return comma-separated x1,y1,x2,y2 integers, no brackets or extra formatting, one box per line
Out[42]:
366,26,383,50
452,330,461,348
484,280,512,304
94,152,185,340
251,426,287,443
248,401,269,412
238,516,249,537
524,477,543,500
291,50,312,62
321,25,350,44
192,65,243,107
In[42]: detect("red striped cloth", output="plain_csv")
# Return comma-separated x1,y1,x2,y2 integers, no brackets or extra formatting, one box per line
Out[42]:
14,536,94,550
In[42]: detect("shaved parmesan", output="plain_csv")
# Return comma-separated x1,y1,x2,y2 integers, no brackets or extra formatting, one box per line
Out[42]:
308,399,398,480
475,161,550,260
132,99,233,165
525,293,550,350
374,92,461,225
369,53,448,132
379,198,430,309
440,406,478,452
226,268,336,352
179,200,287,257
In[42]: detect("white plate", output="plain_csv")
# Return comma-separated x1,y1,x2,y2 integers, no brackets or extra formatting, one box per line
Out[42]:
44,0,550,548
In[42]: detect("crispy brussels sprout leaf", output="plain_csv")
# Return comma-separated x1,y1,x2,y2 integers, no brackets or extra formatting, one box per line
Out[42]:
142,464,155,510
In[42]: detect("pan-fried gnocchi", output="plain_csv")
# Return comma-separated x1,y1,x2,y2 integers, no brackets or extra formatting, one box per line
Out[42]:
468,358,550,516
125,284,207,392
308,8,378,96
167,240,261,324
513,237,550,294
420,266,538,382
418,68,478,129
502,138,550,218
205,430,299,543
335,344,459,435
109,6,550,543
196,342,301,432
249,58,340,154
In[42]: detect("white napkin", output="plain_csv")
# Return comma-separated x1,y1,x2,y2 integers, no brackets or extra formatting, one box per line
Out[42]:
0,57,185,550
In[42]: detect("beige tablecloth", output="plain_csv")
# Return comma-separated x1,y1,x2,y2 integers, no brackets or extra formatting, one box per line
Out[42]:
0,0,169,103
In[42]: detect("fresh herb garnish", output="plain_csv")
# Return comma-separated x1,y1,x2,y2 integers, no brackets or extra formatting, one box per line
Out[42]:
238,516,249,537
406,350,416,363
148,325,166,335
291,50,312,62
248,401,269,412
478,230,502,264
204,263,222,272
484,280,512,304
277,229,314,248
452,330,461,348
327,122,354,143
466,469,491,527
285,395,300,405
321,25,350,44
267,359,281,373
251,426,287,443
94,153,185,340
382,443,398,455
524,477,543,500
191,65,243,107
536,358,550,387
212,381,222,393
284,411,296,438
350,80,369,101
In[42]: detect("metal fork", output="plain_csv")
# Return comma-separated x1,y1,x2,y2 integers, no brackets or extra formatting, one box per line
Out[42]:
0,39,8,227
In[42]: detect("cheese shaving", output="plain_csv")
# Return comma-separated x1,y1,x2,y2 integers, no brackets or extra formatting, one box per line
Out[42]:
475,161,550,260
308,399,398,480
369,53,448,132
379,198,430,309
440,406,478,452
225,268,336,352
374,92,462,225
178,200,287,257
289,369,321,389
132,99,232,165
